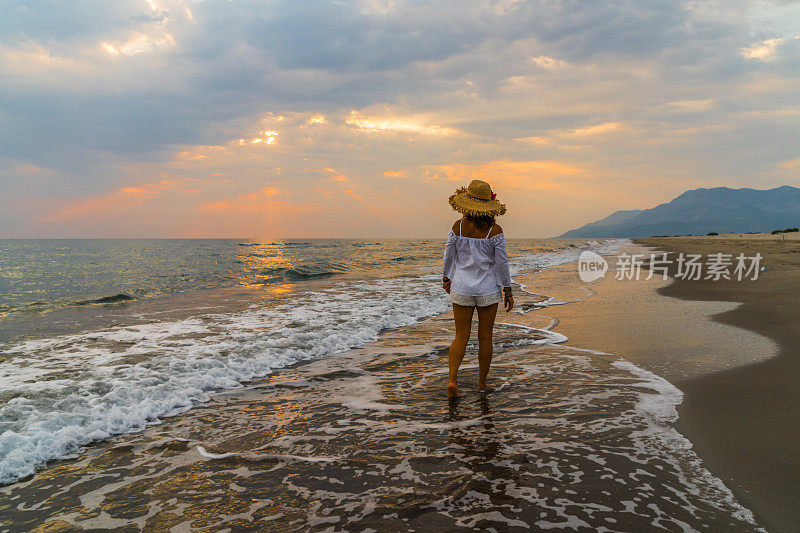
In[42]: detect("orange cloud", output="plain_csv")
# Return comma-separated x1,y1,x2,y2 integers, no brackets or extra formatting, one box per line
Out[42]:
199,186,314,214
513,136,549,145
101,30,175,57
567,122,624,136
342,188,363,201
119,179,187,198
43,178,196,222
514,124,624,149
741,38,786,61
430,160,587,191
383,170,406,178
660,99,716,113
530,55,567,69
346,110,458,136
317,167,348,182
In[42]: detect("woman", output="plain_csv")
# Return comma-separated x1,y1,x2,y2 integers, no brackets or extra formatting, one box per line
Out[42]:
442,179,514,398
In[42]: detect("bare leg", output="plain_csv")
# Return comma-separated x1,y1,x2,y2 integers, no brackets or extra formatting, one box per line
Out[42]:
476,303,499,390
448,304,475,397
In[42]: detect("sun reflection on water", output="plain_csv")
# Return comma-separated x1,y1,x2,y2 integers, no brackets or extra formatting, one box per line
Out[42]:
234,241,297,295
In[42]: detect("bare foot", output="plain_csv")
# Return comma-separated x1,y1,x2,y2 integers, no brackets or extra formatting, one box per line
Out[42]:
478,380,488,391
447,381,460,397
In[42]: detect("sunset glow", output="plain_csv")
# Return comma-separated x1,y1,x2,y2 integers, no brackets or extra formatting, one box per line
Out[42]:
345,112,459,136
1,1,798,238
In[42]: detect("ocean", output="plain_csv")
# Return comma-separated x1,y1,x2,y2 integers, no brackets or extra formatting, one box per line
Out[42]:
0,238,762,530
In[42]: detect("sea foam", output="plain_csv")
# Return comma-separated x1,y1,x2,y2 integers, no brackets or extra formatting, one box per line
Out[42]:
0,240,626,485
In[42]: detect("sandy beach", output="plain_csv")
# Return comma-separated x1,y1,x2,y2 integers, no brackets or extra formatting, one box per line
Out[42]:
632,234,800,532
532,235,800,531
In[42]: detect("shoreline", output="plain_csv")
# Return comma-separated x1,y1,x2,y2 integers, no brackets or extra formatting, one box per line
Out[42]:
526,239,800,530
517,244,777,385
1,237,785,531
634,235,800,532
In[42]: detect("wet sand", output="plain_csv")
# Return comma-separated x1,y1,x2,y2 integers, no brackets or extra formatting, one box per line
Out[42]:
535,237,799,531
633,234,800,532
516,245,777,384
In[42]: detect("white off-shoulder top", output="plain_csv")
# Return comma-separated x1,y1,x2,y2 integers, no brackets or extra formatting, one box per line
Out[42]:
442,220,513,296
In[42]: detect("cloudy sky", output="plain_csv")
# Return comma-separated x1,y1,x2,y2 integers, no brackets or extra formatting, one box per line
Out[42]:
1,0,799,238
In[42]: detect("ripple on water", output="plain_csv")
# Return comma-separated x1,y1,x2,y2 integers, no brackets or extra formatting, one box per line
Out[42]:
0,319,761,532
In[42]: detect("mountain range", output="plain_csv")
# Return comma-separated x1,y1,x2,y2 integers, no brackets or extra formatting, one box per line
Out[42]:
558,186,800,238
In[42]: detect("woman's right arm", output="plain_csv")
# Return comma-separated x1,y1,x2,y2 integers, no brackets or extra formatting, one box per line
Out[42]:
442,228,458,293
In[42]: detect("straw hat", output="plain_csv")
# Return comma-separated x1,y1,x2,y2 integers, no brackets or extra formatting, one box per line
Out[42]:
448,179,507,217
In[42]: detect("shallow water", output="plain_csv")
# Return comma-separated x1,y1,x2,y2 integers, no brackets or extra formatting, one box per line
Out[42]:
0,238,614,486
0,238,764,531
1,316,758,531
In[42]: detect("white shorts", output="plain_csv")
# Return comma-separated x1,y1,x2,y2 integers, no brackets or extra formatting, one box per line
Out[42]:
449,290,503,308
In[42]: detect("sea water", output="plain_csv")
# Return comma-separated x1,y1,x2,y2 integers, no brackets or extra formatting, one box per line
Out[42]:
0,238,762,530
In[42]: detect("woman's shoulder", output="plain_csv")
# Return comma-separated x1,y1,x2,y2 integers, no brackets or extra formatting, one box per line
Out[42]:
488,224,504,239
451,219,462,235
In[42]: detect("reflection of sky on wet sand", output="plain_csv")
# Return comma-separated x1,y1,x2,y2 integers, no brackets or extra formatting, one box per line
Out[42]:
525,245,778,383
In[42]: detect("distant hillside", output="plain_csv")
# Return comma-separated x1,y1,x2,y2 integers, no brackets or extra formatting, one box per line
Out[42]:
558,186,800,238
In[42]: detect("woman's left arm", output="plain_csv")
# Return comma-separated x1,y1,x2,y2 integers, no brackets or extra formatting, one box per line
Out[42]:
493,234,512,288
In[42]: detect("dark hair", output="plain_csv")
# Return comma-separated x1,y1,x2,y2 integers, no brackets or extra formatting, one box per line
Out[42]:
465,214,495,232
